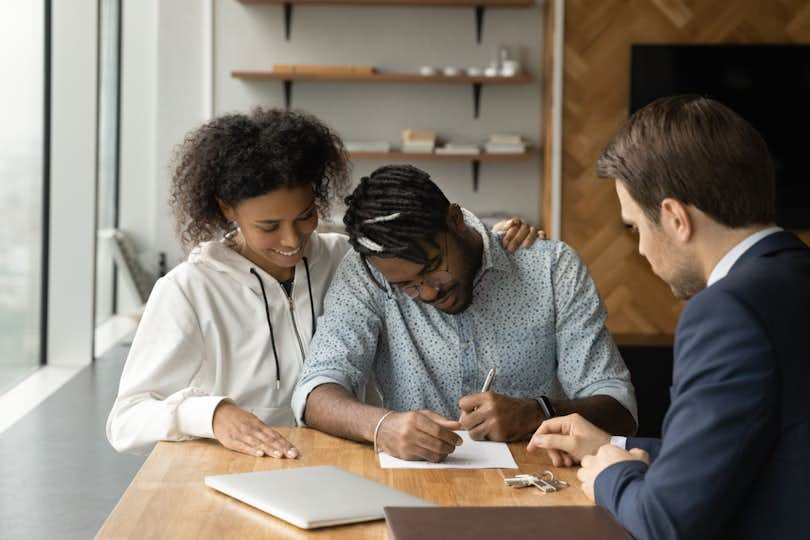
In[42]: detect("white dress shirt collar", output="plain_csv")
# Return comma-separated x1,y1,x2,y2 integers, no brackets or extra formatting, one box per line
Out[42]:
706,226,783,287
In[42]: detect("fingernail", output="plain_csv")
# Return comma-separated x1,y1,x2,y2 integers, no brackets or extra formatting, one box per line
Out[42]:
286,449,298,458
533,435,543,445
255,450,264,457
272,450,282,458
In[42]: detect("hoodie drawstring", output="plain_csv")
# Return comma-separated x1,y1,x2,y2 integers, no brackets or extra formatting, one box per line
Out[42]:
249,258,316,389
303,257,316,335
250,268,282,390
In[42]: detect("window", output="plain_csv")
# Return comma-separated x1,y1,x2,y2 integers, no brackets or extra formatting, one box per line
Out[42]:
0,2,47,394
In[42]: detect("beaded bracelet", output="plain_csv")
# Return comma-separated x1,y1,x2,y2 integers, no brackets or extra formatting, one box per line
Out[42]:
373,410,395,454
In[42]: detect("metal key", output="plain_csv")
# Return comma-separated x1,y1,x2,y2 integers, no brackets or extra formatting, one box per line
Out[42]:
504,471,568,493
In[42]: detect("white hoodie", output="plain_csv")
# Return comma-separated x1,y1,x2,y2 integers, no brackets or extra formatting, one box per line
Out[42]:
106,231,350,454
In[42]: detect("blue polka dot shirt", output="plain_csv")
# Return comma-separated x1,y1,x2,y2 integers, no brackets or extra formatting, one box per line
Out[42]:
292,211,637,423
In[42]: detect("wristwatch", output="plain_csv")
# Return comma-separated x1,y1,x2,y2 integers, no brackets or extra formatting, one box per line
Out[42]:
537,396,557,420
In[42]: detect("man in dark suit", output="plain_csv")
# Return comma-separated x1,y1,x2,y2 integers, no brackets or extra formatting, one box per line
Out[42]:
527,95,810,539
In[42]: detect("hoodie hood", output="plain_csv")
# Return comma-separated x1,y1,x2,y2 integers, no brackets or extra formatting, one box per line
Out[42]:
187,233,324,294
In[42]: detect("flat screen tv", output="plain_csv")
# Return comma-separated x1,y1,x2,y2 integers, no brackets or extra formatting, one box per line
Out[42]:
630,44,810,229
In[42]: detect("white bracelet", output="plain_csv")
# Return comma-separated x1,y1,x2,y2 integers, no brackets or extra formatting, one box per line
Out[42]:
373,410,395,454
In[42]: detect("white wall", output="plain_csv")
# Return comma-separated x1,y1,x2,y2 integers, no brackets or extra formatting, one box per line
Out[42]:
48,0,98,365
120,0,544,278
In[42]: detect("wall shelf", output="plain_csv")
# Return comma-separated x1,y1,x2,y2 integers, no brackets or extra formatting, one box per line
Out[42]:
231,71,532,117
349,150,532,191
238,0,535,42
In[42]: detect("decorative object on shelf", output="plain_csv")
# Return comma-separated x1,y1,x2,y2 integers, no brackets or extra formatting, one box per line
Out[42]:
484,61,499,77
442,65,460,76
237,0,535,44
419,65,437,76
466,66,482,76
497,46,522,76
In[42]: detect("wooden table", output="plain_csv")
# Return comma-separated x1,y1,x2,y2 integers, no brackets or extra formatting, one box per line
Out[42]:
97,428,591,539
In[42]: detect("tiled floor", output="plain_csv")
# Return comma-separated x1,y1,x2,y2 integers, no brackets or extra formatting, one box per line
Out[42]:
0,342,146,540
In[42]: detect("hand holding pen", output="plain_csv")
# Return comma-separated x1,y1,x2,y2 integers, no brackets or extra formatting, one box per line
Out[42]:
458,366,547,442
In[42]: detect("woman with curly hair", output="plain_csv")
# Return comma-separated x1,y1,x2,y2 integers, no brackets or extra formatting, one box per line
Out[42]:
106,108,539,459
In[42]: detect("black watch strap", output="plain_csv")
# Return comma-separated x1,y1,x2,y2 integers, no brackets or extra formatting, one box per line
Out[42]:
537,395,556,420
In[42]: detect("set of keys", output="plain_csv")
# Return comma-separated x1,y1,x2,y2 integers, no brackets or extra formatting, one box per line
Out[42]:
504,471,569,493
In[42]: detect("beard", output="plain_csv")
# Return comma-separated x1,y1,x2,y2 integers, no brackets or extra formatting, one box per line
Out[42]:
667,259,707,300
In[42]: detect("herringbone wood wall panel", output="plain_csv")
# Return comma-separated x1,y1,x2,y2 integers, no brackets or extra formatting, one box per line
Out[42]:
559,0,810,342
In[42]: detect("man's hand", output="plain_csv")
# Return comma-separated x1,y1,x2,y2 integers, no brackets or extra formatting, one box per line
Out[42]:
212,400,299,459
526,413,611,467
458,392,542,441
376,410,462,462
578,445,651,501
493,218,547,252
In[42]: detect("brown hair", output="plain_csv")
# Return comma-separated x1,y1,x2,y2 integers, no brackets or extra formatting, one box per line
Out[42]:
596,94,776,227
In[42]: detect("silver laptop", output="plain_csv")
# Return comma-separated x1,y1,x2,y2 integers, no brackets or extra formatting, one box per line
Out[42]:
205,465,434,529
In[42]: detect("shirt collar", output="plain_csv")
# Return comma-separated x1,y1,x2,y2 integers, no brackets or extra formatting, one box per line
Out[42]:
460,208,511,284
706,226,783,286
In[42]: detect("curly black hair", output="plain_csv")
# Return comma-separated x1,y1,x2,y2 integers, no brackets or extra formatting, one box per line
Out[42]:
169,108,350,250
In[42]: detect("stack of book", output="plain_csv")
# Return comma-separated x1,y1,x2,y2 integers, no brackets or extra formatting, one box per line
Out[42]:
344,141,391,153
401,129,436,153
435,143,481,155
484,133,526,154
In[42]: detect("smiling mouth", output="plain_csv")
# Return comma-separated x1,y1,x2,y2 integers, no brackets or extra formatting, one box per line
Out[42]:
432,285,456,308
270,246,301,257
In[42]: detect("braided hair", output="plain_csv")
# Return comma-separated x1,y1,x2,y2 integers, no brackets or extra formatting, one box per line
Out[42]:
343,165,450,264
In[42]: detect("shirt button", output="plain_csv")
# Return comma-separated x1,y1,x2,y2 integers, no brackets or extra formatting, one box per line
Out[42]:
463,386,471,393
462,341,470,350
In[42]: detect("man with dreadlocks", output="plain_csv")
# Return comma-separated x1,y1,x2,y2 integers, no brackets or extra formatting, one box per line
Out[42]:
292,165,637,462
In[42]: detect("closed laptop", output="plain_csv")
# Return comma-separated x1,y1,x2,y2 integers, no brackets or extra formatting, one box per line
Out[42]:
205,465,433,529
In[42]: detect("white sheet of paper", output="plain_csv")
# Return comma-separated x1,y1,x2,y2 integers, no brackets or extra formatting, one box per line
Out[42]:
378,430,518,469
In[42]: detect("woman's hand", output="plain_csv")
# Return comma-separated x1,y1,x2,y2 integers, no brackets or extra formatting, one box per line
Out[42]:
212,400,299,458
493,218,547,252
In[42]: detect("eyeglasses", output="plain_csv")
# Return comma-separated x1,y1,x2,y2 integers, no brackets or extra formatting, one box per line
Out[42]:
362,232,452,299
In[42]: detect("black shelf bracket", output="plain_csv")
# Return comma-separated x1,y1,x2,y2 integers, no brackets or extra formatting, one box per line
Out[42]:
475,6,485,44
284,3,293,40
284,80,293,109
471,160,481,191
472,82,482,118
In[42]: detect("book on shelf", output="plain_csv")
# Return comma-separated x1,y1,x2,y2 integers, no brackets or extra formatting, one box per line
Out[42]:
435,143,481,155
401,142,435,154
345,141,391,153
484,133,527,154
401,129,436,144
488,133,524,145
484,142,527,154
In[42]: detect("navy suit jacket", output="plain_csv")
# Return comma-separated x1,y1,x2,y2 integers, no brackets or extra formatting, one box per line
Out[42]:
595,231,810,539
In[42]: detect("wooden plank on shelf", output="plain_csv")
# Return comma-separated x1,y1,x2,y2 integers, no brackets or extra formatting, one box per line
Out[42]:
239,0,534,7
231,70,532,83
272,64,375,74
